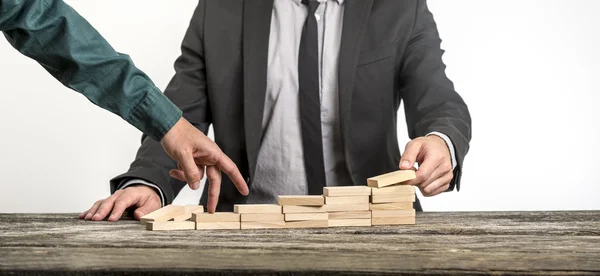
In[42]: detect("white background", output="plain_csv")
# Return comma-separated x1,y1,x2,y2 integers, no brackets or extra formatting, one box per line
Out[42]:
1,0,598,213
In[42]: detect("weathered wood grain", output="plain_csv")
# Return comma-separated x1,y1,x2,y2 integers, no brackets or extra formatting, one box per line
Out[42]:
0,212,599,275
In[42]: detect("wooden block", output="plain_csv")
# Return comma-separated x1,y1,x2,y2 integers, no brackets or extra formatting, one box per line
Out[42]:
284,213,328,222
323,186,371,197
285,220,328,229
325,203,370,212
370,202,413,210
367,170,416,188
192,212,240,222
278,195,324,206
371,209,416,218
140,205,185,224
172,205,204,222
371,216,416,225
241,213,284,222
328,219,371,227
146,221,195,231
371,194,415,204
196,222,240,230
241,221,285,229
234,204,282,214
282,205,326,213
371,185,415,196
328,211,371,220
324,196,369,205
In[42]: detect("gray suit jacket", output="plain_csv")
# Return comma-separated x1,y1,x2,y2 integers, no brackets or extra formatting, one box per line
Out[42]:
111,0,472,212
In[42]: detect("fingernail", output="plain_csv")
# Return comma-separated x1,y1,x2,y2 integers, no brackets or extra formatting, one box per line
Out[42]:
92,214,100,220
193,181,201,190
84,213,92,220
401,161,410,168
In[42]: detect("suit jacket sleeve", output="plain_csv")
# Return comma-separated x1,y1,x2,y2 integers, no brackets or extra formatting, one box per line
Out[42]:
110,0,211,204
0,0,182,141
398,0,472,191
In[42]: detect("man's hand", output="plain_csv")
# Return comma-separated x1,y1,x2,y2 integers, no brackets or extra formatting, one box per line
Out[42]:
160,117,249,213
79,185,161,221
399,135,453,197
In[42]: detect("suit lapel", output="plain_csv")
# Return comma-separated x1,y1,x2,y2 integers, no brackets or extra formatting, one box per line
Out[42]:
243,0,274,181
338,0,373,179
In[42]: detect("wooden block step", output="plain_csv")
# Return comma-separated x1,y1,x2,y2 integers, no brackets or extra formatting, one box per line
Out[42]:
371,209,415,218
367,170,416,188
371,185,415,196
285,220,328,229
172,205,204,222
370,202,413,210
241,221,285,229
328,219,371,227
146,221,195,231
240,213,284,222
325,196,369,205
284,213,328,222
234,204,282,214
196,222,240,230
140,205,185,224
370,194,415,204
371,216,415,225
192,212,240,222
325,203,370,212
323,186,371,197
282,205,326,213
328,211,371,220
278,195,324,206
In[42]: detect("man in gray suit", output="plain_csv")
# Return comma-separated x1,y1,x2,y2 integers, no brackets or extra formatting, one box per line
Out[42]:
81,0,471,221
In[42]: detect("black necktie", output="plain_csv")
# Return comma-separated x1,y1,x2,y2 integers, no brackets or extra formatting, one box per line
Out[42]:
299,0,326,195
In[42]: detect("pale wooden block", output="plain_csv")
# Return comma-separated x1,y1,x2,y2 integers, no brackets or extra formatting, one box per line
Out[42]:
241,221,285,229
323,186,371,197
285,220,328,229
234,204,282,214
371,185,415,196
282,205,326,213
146,221,195,231
196,222,240,230
284,213,328,222
371,209,416,218
241,213,285,222
370,202,413,210
140,205,185,224
371,216,416,225
325,203,370,212
328,211,371,220
328,219,371,227
371,194,415,204
192,212,240,222
324,196,369,205
367,170,416,188
278,195,324,206
172,205,204,222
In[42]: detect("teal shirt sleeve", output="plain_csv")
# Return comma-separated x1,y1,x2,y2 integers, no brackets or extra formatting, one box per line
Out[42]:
0,0,182,141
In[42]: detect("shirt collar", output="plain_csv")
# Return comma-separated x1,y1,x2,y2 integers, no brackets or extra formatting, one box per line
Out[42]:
290,0,346,6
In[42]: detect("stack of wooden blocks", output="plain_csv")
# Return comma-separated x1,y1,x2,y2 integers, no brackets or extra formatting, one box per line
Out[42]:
142,170,417,231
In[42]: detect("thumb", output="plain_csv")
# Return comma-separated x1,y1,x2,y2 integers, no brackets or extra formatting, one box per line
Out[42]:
133,204,159,220
400,139,423,170
177,152,202,190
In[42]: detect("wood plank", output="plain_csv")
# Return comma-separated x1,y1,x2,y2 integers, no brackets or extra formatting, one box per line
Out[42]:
370,194,415,204
325,203,370,212
172,205,204,222
323,186,371,197
370,202,413,210
371,185,415,196
278,195,324,206
140,205,185,224
371,216,416,225
328,211,371,220
284,213,328,222
367,170,416,188
285,220,328,229
196,222,240,230
240,213,285,222
371,209,416,218
328,219,371,227
192,212,240,222
241,221,285,229
282,205,326,213
324,196,369,205
146,221,195,231
234,204,282,214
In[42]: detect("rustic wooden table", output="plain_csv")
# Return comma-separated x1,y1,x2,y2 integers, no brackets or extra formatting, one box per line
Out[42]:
0,211,599,275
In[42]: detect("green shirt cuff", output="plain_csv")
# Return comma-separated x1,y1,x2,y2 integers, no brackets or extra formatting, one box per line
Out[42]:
127,88,182,141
